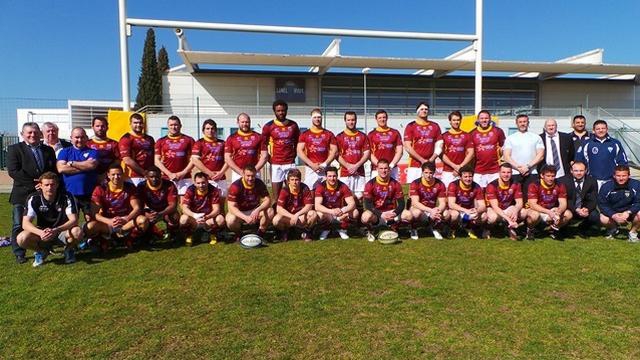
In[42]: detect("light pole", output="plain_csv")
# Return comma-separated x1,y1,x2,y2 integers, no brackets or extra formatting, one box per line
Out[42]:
362,67,371,133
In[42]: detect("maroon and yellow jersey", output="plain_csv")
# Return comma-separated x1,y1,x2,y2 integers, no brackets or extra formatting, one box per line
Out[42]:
447,181,484,209
442,130,473,172
315,181,353,209
485,179,522,210
277,183,314,214
409,178,447,208
335,129,370,177
87,138,120,175
364,177,404,212
182,184,221,215
227,178,270,212
368,127,402,164
298,128,337,164
119,133,155,178
136,179,178,212
527,181,567,210
262,119,300,165
224,130,266,170
192,137,226,179
403,120,443,167
470,126,505,174
154,134,195,178
91,182,138,218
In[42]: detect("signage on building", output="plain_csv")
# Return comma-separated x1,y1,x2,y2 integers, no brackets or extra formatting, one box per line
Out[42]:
275,78,305,102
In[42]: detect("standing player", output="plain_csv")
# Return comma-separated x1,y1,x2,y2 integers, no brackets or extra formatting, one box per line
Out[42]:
447,166,487,238
336,111,370,202
225,165,274,241
368,110,403,179
314,166,358,240
441,111,474,187
361,159,411,242
119,113,155,186
297,108,338,188
192,119,229,199
87,116,120,181
180,172,225,246
224,112,268,182
154,115,195,195
137,166,179,242
86,164,149,250
272,169,317,241
570,115,590,153
408,162,448,240
525,164,572,240
470,110,505,187
403,102,443,183
262,100,300,199
485,163,526,240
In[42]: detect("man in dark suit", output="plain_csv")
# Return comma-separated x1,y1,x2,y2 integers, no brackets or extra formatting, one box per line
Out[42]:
539,118,575,179
7,122,58,263
559,160,600,235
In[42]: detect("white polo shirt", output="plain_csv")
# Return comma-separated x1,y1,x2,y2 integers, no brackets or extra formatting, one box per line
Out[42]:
503,131,545,175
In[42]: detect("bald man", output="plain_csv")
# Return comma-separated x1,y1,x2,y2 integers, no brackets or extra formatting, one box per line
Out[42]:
538,118,574,179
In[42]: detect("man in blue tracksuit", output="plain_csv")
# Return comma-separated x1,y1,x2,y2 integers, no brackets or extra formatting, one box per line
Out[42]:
576,119,628,189
598,165,640,242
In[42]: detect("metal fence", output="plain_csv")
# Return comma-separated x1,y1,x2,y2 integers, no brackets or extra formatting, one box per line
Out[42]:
0,135,20,169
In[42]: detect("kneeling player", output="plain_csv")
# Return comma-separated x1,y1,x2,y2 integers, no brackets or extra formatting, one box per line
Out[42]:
180,172,225,246
273,169,317,241
408,162,448,240
525,164,572,240
485,163,526,240
315,166,359,240
598,165,640,242
17,172,83,266
86,164,149,250
361,159,411,242
447,166,487,238
137,166,179,242
226,165,274,241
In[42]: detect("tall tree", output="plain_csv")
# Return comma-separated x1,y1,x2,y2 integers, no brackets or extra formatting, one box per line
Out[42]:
135,28,162,110
157,46,170,74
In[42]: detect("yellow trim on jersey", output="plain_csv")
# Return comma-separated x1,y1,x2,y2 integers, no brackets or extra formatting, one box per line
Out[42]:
540,180,555,190
498,179,510,190
375,176,390,186
237,129,252,137
168,133,182,140
476,125,493,134
458,180,471,191
90,137,109,144
242,178,254,190
203,136,217,143
327,182,338,191
448,128,463,135
108,183,123,193
196,188,208,196
421,177,434,187
375,127,391,133
415,119,428,126
146,181,162,191
344,128,358,136
288,184,299,195
309,127,324,134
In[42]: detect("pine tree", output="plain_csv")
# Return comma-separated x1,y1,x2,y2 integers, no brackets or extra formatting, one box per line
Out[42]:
135,28,162,110
157,46,170,74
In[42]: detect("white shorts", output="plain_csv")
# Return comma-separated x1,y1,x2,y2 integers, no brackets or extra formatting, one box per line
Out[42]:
406,167,422,184
439,171,459,188
174,179,194,196
209,179,228,198
272,163,297,183
127,177,146,187
339,175,366,198
231,171,262,183
371,167,400,181
304,166,325,189
473,173,499,188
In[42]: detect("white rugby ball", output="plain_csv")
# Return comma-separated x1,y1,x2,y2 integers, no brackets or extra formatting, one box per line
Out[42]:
240,234,264,249
377,230,400,244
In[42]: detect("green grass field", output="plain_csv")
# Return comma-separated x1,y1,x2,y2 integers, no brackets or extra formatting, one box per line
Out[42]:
2,193,640,359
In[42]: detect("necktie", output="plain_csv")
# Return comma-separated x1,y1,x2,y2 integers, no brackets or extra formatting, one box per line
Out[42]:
550,137,561,171
575,180,583,209
33,146,44,172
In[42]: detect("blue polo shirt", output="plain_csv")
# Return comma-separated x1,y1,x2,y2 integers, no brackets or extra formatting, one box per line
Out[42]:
57,146,98,197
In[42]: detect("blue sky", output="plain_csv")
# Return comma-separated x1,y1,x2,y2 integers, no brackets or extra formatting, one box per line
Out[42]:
1,0,639,132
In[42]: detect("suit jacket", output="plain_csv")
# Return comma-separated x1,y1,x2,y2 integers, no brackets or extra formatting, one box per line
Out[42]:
7,142,57,205
558,174,598,212
538,132,575,175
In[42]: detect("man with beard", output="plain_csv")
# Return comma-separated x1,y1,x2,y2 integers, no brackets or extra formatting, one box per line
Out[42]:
87,116,120,181
408,161,448,240
525,164,572,240
441,111,474,188
335,111,370,201
570,115,590,153
262,100,300,199
224,112,268,182
314,166,358,240
447,165,487,239
180,172,225,246
470,110,505,187
403,102,443,183
192,119,229,199
119,113,155,186
272,169,316,242
154,115,195,195
225,165,273,242
297,108,338,188
137,166,179,242
485,163,526,240
368,110,403,180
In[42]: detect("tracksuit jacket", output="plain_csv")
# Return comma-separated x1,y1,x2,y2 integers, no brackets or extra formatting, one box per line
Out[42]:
598,178,640,217
576,135,628,181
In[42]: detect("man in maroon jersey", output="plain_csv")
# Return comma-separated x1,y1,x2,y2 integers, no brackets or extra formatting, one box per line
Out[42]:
85,164,149,250
315,166,358,240
368,110,403,180
119,113,155,186
225,165,274,241
403,102,443,183
192,119,229,199
361,159,411,242
154,115,195,195
408,161,448,240
336,111,370,201
297,108,338,188
525,164,572,240
485,163,526,240
262,100,300,199
180,172,225,246
441,111,474,187
447,165,487,239
87,116,120,182
470,110,505,187
137,166,179,243
224,112,268,182
272,168,316,242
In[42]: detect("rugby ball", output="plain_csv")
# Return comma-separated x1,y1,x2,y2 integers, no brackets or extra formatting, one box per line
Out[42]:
240,234,264,249
377,230,400,245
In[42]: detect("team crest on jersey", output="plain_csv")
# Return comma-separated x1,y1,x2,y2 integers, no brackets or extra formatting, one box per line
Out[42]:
592,147,598,154
625,190,631,198
83,152,89,158
39,204,49,212
608,147,613,153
